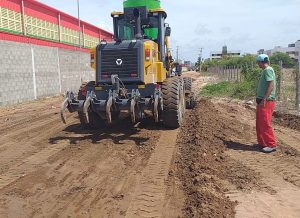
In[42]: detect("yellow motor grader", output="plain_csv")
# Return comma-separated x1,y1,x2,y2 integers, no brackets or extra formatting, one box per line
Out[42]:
61,0,195,128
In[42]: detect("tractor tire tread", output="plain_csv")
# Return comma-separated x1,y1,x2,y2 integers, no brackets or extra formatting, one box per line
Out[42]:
183,77,192,92
162,77,184,128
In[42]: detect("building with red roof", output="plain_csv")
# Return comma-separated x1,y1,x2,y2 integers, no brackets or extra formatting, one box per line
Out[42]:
0,0,113,52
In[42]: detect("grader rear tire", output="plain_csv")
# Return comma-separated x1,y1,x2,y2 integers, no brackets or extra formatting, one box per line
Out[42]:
183,77,196,109
162,77,185,128
183,77,192,91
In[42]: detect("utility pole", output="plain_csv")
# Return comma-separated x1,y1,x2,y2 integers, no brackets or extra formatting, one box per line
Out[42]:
199,48,203,72
21,0,26,36
77,0,81,49
176,46,179,63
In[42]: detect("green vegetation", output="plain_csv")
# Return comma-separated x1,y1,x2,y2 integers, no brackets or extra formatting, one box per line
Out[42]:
201,54,256,71
201,81,256,100
201,81,232,97
269,52,295,68
200,52,295,100
201,52,295,71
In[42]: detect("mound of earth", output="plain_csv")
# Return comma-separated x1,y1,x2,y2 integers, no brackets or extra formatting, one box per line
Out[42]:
273,111,300,131
174,98,262,217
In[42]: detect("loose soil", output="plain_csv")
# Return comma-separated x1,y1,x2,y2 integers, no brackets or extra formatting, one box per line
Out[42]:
0,97,168,217
0,72,299,218
273,111,300,131
170,96,300,218
172,98,263,218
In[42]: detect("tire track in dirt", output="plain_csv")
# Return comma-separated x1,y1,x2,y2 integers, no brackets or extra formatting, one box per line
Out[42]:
0,96,164,218
45,125,160,218
0,140,71,189
0,110,73,145
0,98,63,133
0,113,76,177
126,129,178,218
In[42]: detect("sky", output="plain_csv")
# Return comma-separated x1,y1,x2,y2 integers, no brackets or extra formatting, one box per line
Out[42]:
39,0,300,62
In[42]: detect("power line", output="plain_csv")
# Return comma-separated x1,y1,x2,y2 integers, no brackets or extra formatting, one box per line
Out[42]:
199,48,203,58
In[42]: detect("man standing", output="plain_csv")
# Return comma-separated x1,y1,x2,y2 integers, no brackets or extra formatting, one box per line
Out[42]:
256,54,277,153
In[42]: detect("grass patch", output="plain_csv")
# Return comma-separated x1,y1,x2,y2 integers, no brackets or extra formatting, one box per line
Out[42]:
201,81,256,100
201,81,233,97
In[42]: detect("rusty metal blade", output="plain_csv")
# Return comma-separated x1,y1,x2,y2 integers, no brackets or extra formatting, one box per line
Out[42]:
60,98,69,124
82,96,91,124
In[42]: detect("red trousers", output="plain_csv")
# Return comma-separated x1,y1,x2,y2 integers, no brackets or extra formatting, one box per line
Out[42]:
256,101,276,147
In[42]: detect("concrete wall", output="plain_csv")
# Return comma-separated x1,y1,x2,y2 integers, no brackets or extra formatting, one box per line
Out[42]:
59,49,94,93
0,40,94,106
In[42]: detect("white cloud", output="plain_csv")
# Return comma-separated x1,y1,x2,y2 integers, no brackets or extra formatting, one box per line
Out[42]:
220,27,232,34
195,24,212,35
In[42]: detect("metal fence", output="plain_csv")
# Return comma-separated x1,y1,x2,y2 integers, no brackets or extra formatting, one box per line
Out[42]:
296,61,300,113
207,65,242,82
277,68,293,112
207,63,300,115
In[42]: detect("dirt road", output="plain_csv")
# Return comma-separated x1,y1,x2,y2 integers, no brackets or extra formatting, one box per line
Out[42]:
0,72,299,218
0,96,176,217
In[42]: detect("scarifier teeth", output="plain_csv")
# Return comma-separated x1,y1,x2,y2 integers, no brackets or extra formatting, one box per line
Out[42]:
106,96,113,124
60,98,69,124
82,97,91,124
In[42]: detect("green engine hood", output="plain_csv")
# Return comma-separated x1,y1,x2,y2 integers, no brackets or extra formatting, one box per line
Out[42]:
123,0,161,10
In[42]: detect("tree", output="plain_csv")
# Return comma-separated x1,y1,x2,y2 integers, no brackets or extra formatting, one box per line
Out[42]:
195,56,201,67
270,52,295,68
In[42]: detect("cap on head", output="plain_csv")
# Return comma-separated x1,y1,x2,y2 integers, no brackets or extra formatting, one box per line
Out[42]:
256,54,270,63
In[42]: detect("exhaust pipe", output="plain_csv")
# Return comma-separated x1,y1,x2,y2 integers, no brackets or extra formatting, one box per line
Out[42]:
133,8,142,39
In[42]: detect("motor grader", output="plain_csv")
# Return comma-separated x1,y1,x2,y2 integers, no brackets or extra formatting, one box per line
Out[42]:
61,0,195,128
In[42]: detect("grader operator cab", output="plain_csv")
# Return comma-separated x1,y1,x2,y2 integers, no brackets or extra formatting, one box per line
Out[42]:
61,0,195,128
